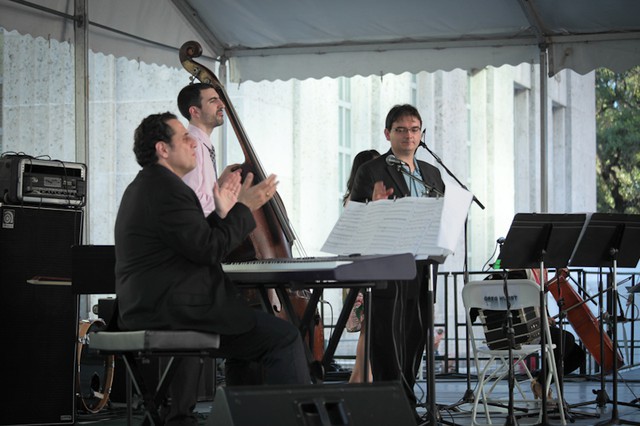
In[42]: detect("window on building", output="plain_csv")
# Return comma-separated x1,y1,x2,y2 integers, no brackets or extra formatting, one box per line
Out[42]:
552,104,567,212
514,85,532,211
465,73,474,264
411,74,418,105
338,77,352,210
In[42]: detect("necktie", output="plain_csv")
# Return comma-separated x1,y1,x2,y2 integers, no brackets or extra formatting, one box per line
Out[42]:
205,144,218,178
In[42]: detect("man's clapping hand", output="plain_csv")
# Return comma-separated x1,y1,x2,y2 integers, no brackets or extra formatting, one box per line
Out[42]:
237,173,278,211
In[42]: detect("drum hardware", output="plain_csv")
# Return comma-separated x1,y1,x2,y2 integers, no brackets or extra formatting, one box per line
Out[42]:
76,319,114,413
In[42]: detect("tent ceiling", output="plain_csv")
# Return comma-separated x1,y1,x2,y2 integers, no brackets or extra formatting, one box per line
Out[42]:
1,0,640,82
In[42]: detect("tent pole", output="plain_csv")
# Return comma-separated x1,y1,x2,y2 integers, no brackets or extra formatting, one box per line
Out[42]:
74,0,91,321
539,47,549,213
74,0,89,241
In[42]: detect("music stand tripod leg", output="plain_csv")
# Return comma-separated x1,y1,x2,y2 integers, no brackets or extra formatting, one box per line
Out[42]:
502,269,519,426
568,269,613,410
549,271,601,421
442,272,475,411
553,273,571,421
565,270,611,413
535,262,553,426
421,263,439,425
420,262,458,426
606,289,640,412
363,286,372,383
596,258,640,426
577,269,613,409
439,221,475,413
597,269,613,408
570,214,640,425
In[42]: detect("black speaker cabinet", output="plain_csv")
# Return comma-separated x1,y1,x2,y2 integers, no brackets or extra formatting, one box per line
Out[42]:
0,204,83,426
207,382,415,425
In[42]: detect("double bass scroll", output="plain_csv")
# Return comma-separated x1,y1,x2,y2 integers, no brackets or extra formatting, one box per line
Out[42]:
179,41,324,364
179,40,295,261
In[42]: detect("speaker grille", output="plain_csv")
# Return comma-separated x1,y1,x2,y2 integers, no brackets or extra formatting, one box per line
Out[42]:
0,205,82,426
208,382,415,425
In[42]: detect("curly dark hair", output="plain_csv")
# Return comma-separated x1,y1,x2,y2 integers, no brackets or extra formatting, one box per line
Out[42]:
133,112,177,167
177,83,216,121
384,104,422,130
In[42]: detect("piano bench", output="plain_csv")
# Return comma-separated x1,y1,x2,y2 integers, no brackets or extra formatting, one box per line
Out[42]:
88,330,221,425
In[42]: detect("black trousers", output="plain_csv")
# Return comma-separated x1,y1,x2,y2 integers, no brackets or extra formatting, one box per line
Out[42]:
166,310,310,426
369,260,433,408
536,326,585,380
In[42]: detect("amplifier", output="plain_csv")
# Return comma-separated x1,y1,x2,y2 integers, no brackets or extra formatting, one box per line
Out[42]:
0,155,86,207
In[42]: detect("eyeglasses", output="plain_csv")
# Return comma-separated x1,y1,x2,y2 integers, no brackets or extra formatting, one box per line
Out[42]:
392,127,422,134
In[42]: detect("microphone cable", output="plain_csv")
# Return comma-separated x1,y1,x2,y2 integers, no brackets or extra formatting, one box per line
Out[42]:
481,237,504,271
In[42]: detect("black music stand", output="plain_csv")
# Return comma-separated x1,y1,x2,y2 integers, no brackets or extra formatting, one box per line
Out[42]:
499,213,586,426
420,256,447,426
569,213,640,426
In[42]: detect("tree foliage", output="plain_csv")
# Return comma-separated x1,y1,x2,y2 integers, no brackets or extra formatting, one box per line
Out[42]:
596,67,640,214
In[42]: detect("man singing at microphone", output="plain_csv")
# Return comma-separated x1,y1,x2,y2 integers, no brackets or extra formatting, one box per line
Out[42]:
350,104,445,423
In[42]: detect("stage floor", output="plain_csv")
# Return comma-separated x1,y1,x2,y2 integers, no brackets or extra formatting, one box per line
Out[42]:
419,371,640,425
75,371,640,425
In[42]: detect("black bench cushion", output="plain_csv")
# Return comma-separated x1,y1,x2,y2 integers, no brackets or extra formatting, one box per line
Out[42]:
88,330,220,352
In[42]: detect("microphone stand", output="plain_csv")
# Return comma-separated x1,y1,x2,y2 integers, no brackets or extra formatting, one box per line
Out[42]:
387,158,447,425
416,134,486,415
418,139,485,210
389,163,444,198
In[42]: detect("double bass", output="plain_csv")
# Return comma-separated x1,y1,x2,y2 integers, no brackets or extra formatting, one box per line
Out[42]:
547,269,623,374
178,41,324,363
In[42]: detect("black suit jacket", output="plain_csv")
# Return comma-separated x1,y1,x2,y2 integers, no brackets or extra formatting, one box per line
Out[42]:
350,150,445,299
350,150,445,202
115,164,257,335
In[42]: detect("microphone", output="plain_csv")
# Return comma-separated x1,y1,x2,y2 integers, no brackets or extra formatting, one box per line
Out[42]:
385,155,406,167
418,130,428,151
496,237,506,245
385,154,443,197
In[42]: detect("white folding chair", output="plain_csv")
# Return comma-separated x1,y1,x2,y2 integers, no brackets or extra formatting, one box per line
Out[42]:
462,279,565,425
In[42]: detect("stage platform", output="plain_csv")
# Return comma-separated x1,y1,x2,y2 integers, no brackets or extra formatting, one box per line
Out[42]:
75,371,640,425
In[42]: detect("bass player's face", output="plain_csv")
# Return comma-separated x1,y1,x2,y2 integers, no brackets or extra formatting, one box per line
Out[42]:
196,87,225,130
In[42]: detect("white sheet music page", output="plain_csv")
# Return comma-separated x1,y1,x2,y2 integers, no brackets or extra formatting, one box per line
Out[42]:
321,184,472,258
431,183,473,258
320,201,377,255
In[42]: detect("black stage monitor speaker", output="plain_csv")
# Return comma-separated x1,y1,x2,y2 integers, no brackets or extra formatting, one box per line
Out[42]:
0,204,83,426
207,382,415,426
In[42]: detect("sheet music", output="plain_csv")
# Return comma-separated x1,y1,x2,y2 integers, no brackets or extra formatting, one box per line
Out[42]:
437,184,474,252
321,184,472,258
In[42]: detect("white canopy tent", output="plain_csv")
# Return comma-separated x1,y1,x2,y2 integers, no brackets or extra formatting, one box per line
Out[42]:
1,0,640,210
2,0,640,80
